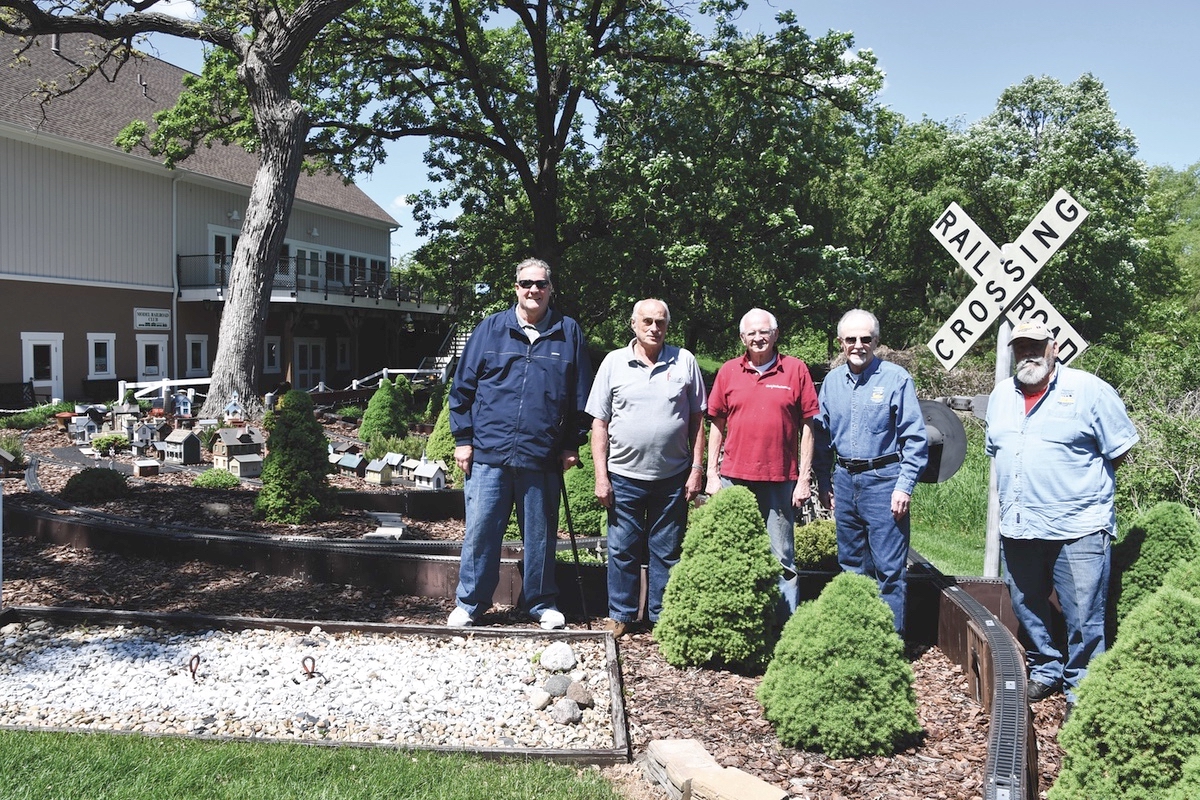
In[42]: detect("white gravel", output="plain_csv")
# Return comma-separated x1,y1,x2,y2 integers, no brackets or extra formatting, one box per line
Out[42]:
0,621,617,751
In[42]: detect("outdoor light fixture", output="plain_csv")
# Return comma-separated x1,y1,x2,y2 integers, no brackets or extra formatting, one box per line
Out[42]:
308,227,320,237
228,209,241,222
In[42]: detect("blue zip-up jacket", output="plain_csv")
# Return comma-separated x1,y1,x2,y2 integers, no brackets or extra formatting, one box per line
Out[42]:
450,306,592,470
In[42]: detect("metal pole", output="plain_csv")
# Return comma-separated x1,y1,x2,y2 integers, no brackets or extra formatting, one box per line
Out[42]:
559,470,591,628
984,318,1013,578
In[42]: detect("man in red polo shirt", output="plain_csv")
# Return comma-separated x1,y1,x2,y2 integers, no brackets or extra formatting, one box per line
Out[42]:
705,308,819,616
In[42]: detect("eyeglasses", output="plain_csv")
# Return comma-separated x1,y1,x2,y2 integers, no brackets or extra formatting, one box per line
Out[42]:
517,279,550,289
842,336,874,345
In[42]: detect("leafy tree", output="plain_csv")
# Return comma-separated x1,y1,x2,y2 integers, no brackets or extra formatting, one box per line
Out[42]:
322,1,879,338
255,389,338,523
0,0,360,418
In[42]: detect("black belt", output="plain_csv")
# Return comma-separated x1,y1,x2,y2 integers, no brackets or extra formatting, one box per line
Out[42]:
836,453,901,474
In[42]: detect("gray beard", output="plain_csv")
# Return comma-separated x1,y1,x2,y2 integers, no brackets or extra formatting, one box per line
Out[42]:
1016,358,1052,386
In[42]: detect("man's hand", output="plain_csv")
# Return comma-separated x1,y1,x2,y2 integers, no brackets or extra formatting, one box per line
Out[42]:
792,477,812,508
594,475,614,508
818,488,834,512
561,450,580,471
454,444,473,477
891,490,911,521
685,469,703,503
704,471,722,497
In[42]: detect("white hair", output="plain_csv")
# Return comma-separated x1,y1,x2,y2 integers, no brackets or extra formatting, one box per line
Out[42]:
739,308,778,335
837,308,880,339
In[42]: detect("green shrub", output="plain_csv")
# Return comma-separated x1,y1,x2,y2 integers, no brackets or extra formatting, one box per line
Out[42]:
423,381,448,423
334,405,364,422
1051,584,1200,800
758,572,920,758
1166,753,1200,800
0,401,73,430
654,486,781,673
89,433,130,454
255,390,338,524
0,431,25,468
1111,501,1200,631
197,425,220,453
795,518,839,570
426,397,463,487
61,467,129,504
193,469,241,489
365,433,427,461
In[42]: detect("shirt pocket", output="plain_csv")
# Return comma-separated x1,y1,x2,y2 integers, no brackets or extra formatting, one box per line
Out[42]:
863,397,894,433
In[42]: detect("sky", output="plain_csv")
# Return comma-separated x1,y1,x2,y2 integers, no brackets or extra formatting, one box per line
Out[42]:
147,0,1200,259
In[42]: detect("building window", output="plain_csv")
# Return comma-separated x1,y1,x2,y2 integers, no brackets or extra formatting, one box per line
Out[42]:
86,333,117,379
336,337,351,371
264,336,282,374
185,334,209,377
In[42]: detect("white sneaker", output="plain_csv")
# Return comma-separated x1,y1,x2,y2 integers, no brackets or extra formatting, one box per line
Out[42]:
447,607,474,627
538,608,566,630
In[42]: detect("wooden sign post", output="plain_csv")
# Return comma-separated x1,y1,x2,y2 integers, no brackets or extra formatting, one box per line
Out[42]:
927,189,1090,576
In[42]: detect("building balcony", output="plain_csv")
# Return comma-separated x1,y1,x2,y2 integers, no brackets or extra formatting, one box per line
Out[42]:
176,255,452,313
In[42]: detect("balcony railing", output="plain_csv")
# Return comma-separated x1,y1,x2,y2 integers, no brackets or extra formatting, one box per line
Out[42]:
177,255,449,306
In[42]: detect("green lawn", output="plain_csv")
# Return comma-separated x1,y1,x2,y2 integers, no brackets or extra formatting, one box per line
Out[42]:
910,417,989,576
0,731,624,800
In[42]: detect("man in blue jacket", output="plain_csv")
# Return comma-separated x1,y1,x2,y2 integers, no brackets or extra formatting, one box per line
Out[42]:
447,258,592,629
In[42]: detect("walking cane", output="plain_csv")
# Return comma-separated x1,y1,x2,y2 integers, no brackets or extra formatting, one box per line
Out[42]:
559,470,592,629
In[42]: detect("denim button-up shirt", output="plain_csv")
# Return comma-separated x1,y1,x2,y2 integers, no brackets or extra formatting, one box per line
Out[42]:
985,365,1138,540
814,357,928,496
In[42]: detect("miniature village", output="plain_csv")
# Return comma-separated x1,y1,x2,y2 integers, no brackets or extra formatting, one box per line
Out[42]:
55,389,450,491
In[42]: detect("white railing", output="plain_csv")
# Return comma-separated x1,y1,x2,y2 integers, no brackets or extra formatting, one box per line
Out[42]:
309,365,447,395
118,377,212,403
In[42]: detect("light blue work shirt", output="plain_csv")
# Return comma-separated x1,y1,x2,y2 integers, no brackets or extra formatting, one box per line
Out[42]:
586,341,707,481
985,365,1139,540
813,357,928,496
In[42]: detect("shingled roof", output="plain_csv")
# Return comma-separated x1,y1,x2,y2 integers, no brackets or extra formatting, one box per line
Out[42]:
0,33,396,226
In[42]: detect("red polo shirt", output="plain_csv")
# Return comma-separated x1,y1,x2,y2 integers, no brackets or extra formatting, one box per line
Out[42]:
708,353,819,482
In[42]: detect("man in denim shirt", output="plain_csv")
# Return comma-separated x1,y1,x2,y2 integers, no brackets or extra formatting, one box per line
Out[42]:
814,309,928,635
986,319,1137,715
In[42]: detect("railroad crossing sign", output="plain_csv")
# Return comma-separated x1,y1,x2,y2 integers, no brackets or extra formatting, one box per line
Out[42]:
927,188,1090,370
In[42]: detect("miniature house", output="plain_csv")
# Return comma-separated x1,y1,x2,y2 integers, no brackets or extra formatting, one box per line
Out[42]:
211,426,265,471
333,441,362,456
400,457,422,481
223,391,245,425
163,429,202,465
413,459,448,490
365,459,392,485
337,452,367,478
229,454,262,479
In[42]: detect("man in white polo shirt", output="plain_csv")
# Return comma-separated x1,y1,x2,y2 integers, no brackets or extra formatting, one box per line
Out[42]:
587,299,707,638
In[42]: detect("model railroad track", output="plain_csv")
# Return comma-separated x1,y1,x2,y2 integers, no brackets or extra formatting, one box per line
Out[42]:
6,459,1036,800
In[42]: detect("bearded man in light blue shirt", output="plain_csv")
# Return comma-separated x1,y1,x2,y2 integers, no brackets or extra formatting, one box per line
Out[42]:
985,319,1138,717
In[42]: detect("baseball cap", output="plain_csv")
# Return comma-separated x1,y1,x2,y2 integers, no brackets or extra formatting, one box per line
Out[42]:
1010,320,1053,343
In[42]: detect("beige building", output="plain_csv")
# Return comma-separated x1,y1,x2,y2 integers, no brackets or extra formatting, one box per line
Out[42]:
1,34,453,404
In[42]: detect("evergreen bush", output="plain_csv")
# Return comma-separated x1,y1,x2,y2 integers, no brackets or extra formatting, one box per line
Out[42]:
654,486,781,673
426,398,463,486
365,433,427,461
1166,753,1200,800
423,380,448,423
392,374,416,430
89,433,130,454
1111,501,1200,630
61,467,129,504
254,390,339,523
358,378,403,442
193,469,241,489
1051,582,1200,800
795,518,839,570
757,571,920,758
0,431,25,468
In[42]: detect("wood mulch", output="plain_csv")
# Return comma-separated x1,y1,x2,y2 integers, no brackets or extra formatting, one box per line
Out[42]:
1,424,1067,799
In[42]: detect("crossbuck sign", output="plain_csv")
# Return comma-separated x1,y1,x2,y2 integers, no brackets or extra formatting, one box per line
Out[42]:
927,188,1090,370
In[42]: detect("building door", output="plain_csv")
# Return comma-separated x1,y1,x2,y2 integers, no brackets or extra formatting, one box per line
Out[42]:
136,334,170,383
21,332,63,402
294,337,325,391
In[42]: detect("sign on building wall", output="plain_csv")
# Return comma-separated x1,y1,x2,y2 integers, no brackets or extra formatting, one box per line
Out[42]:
134,308,172,331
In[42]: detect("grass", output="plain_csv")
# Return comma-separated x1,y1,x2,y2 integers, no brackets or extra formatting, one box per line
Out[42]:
0,731,624,800
910,416,989,576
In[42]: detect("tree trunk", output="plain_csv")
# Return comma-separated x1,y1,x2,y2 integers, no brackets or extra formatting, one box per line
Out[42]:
200,50,309,420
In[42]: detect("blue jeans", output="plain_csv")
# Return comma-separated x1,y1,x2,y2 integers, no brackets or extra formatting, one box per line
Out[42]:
456,462,560,618
606,470,688,623
833,463,910,634
1002,531,1110,703
721,477,798,614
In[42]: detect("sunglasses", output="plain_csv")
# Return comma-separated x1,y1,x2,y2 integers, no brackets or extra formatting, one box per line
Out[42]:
517,279,550,289
842,336,873,345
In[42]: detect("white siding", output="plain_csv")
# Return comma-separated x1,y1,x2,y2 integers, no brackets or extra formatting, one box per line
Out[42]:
0,137,173,289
